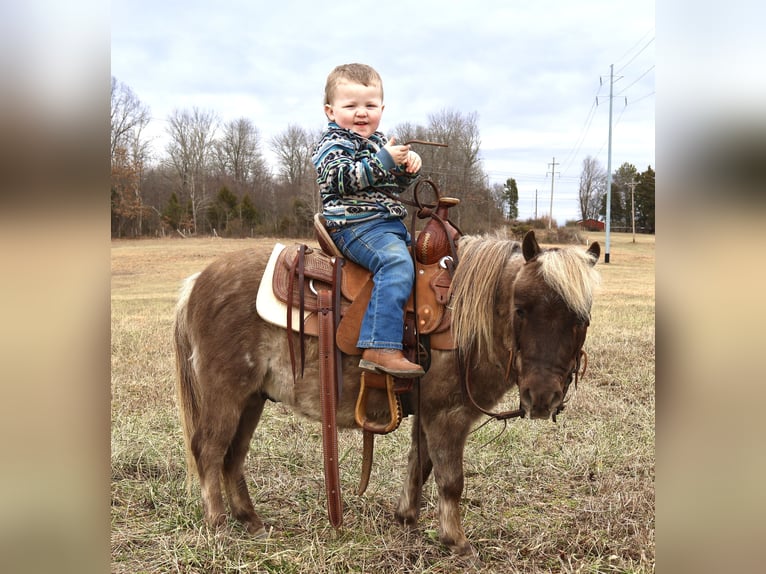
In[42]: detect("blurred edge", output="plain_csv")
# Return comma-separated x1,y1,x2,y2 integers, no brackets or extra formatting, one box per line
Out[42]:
658,2,766,573
0,2,110,574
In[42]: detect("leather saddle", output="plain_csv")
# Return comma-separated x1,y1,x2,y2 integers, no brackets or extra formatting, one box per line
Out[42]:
269,214,455,354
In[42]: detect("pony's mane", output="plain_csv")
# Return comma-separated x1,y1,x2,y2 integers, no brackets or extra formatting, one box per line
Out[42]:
449,235,600,362
450,235,520,362
536,247,600,321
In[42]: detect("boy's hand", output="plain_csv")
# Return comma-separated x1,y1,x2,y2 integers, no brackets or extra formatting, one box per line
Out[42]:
385,136,422,174
404,150,422,174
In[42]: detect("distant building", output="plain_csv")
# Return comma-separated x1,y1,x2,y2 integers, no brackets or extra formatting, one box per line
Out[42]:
577,219,605,232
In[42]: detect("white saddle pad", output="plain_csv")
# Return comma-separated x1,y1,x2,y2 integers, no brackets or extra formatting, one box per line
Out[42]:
255,242,315,332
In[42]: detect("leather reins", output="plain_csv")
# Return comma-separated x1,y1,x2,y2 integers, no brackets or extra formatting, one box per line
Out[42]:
460,342,589,422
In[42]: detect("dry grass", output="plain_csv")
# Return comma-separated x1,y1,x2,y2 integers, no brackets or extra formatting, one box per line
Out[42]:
111,232,654,573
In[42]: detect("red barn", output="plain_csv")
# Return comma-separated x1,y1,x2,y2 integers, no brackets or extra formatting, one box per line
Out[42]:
577,219,605,232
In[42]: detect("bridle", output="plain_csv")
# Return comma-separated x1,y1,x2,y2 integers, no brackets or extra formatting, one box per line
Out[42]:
460,329,589,422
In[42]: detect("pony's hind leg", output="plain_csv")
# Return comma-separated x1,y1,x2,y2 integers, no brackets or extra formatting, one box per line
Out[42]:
395,416,433,527
192,426,229,529
222,394,267,537
192,399,247,531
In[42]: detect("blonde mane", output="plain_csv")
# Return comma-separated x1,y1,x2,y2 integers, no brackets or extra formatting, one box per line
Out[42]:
536,248,600,321
449,235,600,362
449,235,520,362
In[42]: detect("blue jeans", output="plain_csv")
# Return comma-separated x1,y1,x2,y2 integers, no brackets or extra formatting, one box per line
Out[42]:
330,218,413,350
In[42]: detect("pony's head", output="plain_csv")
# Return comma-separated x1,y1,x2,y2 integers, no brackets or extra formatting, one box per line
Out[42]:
511,231,600,420
449,230,600,422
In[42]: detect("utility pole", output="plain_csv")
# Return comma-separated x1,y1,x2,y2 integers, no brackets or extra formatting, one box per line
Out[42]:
547,157,559,229
604,64,614,263
534,189,538,219
628,178,638,243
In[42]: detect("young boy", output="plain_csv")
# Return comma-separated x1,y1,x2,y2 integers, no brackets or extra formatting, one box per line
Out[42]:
311,63,424,378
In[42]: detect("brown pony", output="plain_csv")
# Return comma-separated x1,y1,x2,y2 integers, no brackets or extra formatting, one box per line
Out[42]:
173,230,600,555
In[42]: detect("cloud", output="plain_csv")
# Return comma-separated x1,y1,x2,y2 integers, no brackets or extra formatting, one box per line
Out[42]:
112,0,655,221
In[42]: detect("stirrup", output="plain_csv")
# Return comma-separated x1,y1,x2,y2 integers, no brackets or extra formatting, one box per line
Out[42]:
354,371,402,435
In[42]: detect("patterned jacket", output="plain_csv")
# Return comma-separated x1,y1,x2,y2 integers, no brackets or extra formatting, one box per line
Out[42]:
312,122,419,229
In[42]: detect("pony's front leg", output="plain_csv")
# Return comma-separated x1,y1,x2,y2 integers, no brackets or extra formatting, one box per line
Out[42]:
395,416,432,527
428,421,474,556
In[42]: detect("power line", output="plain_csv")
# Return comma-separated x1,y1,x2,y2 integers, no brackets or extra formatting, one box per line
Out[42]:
615,65,655,96
615,35,655,75
614,28,654,64
560,95,600,177
593,97,628,161
629,91,655,105
558,31,653,184
558,77,606,175
612,99,629,129
484,169,578,181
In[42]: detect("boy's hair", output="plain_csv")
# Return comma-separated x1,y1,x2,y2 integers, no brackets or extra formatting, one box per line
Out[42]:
324,63,383,105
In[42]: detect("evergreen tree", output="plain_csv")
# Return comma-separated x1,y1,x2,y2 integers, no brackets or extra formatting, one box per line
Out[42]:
600,182,626,228
240,194,260,228
502,178,519,220
208,186,239,233
613,163,638,228
162,192,184,230
635,166,655,233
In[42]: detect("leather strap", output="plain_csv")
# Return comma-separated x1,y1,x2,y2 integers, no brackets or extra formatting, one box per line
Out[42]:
286,244,307,382
318,288,343,528
298,245,307,377
460,348,524,420
332,257,344,400
356,430,374,495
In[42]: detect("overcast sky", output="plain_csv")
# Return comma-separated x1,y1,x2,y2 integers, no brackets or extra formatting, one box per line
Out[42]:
111,0,655,223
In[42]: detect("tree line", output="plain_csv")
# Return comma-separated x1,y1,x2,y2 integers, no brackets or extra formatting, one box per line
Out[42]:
111,76,654,239
578,156,655,233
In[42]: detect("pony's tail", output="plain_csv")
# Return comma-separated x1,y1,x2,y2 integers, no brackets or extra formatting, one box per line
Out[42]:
174,272,201,493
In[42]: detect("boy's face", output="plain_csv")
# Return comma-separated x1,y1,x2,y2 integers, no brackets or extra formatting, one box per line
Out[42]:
324,80,384,139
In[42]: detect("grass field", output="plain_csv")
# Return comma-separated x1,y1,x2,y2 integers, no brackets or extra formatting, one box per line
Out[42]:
111,231,655,573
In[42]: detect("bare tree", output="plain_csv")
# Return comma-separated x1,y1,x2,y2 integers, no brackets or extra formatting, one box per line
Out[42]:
271,124,319,213
165,107,218,234
271,124,313,186
110,76,151,159
111,77,152,236
212,117,269,186
578,155,607,222
420,109,483,193
408,109,489,230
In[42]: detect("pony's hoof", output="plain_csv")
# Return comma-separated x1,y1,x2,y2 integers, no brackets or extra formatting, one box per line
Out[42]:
394,509,419,528
250,524,272,539
448,539,477,559
458,549,483,569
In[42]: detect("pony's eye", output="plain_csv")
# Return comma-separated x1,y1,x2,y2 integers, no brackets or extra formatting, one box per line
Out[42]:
515,307,525,319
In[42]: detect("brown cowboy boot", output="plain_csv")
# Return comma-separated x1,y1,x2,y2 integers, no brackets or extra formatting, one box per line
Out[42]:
359,348,425,378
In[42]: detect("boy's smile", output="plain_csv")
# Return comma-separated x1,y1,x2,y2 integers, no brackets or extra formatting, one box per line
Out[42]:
324,80,384,139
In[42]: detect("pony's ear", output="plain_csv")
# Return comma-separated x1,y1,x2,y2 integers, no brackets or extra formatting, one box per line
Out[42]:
522,230,541,261
586,241,601,265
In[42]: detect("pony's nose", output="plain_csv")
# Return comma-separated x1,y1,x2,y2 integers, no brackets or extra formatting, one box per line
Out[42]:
522,387,563,419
